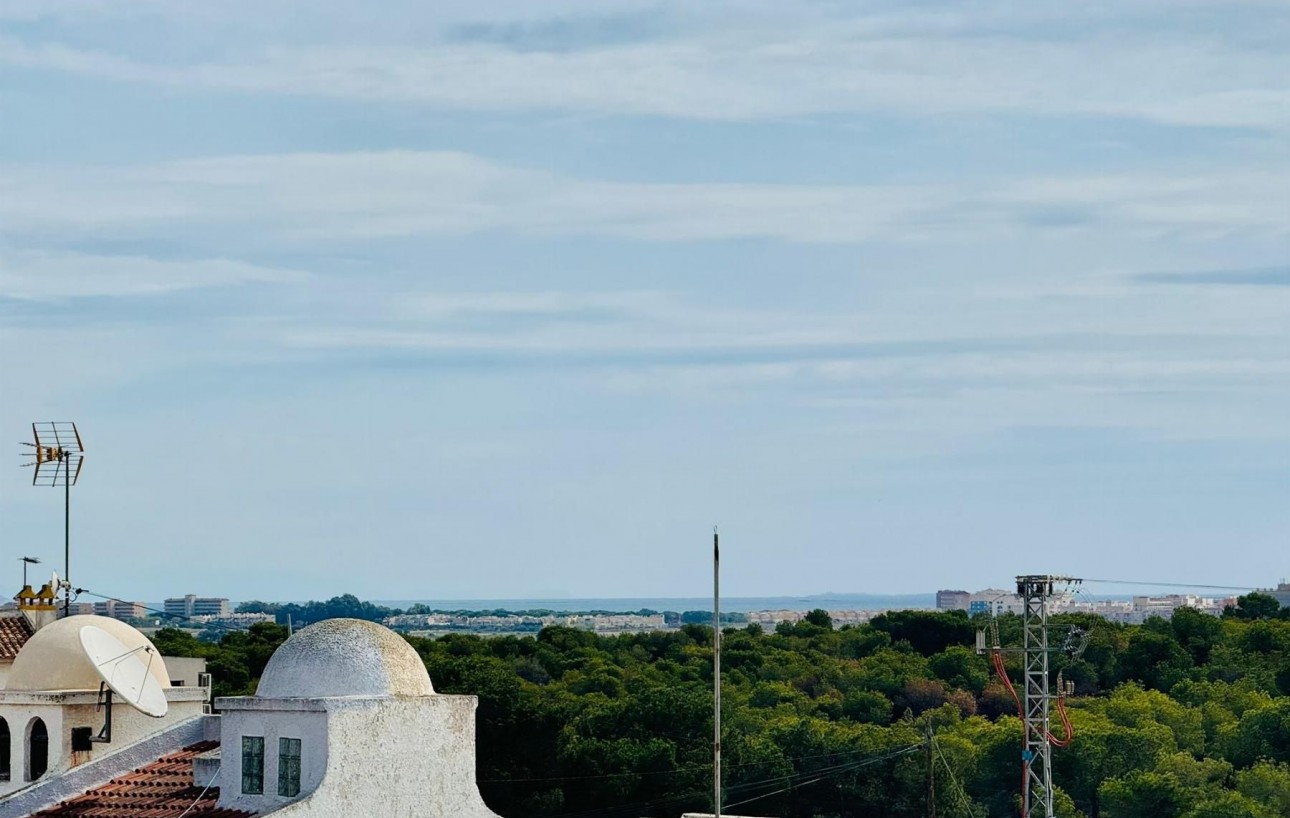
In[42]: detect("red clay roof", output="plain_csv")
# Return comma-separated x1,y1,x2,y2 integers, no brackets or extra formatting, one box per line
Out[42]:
0,616,33,661
32,742,254,818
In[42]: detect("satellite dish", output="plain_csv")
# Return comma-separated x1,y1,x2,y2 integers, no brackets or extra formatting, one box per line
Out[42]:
78,625,168,718
50,571,63,592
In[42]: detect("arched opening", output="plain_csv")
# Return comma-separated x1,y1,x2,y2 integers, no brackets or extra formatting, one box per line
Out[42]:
27,718,47,781
0,717,9,781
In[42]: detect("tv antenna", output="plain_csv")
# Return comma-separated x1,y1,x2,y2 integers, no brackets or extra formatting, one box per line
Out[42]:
19,422,84,617
19,556,40,588
79,624,168,743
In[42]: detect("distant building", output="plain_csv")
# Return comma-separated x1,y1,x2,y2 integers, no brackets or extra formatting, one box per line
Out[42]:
968,589,1023,617
1261,582,1290,608
92,599,147,621
164,595,231,620
936,590,971,611
191,613,275,631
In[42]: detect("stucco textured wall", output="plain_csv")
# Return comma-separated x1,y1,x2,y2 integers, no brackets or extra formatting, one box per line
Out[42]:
0,691,206,798
221,696,500,818
218,700,329,812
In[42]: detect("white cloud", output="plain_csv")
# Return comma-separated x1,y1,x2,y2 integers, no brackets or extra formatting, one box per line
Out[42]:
0,250,307,299
0,2,1286,129
2,151,1284,246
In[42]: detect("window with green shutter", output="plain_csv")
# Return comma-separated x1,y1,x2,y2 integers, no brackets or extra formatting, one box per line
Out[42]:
241,736,264,794
278,737,302,797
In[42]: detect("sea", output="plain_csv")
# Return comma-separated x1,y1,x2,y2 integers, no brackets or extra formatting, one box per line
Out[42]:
369,593,936,614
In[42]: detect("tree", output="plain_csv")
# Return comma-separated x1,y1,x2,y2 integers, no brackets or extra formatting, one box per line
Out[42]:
929,646,989,695
869,610,974,656
1225,593,1282,621
1117,628,1191,691
1099,770,1186,818
1236,760,1290,816
804,608,833,629
1171,607,1224,665
1223,699,1290,767
1180,791,1273,818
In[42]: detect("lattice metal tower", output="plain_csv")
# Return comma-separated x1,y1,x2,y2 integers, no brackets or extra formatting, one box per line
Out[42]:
1016,575,1078,818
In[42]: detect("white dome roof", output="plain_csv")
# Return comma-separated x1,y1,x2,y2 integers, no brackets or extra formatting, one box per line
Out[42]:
256,619,433,699
7,615,171,692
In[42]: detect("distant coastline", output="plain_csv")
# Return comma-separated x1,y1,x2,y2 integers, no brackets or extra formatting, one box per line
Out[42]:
365,593,938,614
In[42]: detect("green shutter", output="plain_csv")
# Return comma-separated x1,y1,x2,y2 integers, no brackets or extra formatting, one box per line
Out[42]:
278,737,302,797
241,736,264,794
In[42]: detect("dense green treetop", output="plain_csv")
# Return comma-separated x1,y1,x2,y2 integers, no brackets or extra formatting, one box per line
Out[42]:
164,592,1290,818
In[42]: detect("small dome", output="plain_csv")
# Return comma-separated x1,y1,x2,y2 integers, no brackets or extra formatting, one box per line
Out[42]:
7,615,171,692
256,619,433,699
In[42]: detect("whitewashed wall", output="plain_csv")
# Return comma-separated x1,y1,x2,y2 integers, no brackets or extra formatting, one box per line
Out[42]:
217,695,501,818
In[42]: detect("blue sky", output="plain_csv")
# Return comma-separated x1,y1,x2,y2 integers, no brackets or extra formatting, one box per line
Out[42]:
1,1,1287,603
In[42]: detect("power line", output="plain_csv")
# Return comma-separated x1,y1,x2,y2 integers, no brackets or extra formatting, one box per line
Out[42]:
1081,578,1257,592
479,740,926,784
498,743,924,818
73,588,272,636
720,745,924,813
175,762,220,818
934,738,982,818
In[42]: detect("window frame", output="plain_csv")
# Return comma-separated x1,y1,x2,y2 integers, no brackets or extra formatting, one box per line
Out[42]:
277,737,302,797
26,718,47,782
0,716,9,781
241,736,265,795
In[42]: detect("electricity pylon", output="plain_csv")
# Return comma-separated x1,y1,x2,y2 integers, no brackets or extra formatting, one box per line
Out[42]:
980,575,1083,818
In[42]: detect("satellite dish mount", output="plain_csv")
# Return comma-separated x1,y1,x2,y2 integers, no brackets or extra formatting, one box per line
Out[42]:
93,683,114,744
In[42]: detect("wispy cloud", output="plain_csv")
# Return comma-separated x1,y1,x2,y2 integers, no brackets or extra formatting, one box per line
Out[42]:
3,151,1284,246
1135,268,1290,287
0,2,1286,129
0,250,308,300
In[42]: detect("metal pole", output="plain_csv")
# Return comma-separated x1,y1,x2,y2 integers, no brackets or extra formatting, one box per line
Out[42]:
64,456,70,617
1019,576,1055,818
713,527,721,818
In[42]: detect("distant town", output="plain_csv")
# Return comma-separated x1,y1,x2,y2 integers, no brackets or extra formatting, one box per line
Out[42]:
11,582,1287,637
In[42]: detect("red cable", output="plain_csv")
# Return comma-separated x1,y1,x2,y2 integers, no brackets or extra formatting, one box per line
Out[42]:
991,649,1030,817
1047,695,1075,748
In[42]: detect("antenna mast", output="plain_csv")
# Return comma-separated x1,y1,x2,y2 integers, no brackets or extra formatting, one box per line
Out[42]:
713,526,721,818
20,422,85,617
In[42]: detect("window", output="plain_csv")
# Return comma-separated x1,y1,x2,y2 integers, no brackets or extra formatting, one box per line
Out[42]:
278,738,301,797
241,736,264,794
0,717,9,781
27,718,47,781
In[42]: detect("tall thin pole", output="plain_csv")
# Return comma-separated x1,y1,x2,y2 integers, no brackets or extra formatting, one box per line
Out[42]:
713,526,721,818
63,457,71,617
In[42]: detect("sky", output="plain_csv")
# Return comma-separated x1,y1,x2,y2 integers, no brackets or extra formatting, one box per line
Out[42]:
1,1,1288,604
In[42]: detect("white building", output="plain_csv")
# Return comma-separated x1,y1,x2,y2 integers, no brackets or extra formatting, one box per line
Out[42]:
0,617,503,818
935,590,971,611
0,615,208,797
968,589,1023,616
164,596,231,620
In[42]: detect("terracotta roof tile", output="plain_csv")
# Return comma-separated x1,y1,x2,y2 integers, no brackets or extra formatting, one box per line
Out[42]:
0,616,33,661
32,742,255,818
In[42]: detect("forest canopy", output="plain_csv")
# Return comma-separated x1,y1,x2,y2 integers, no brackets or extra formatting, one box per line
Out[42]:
153,594,1290,818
